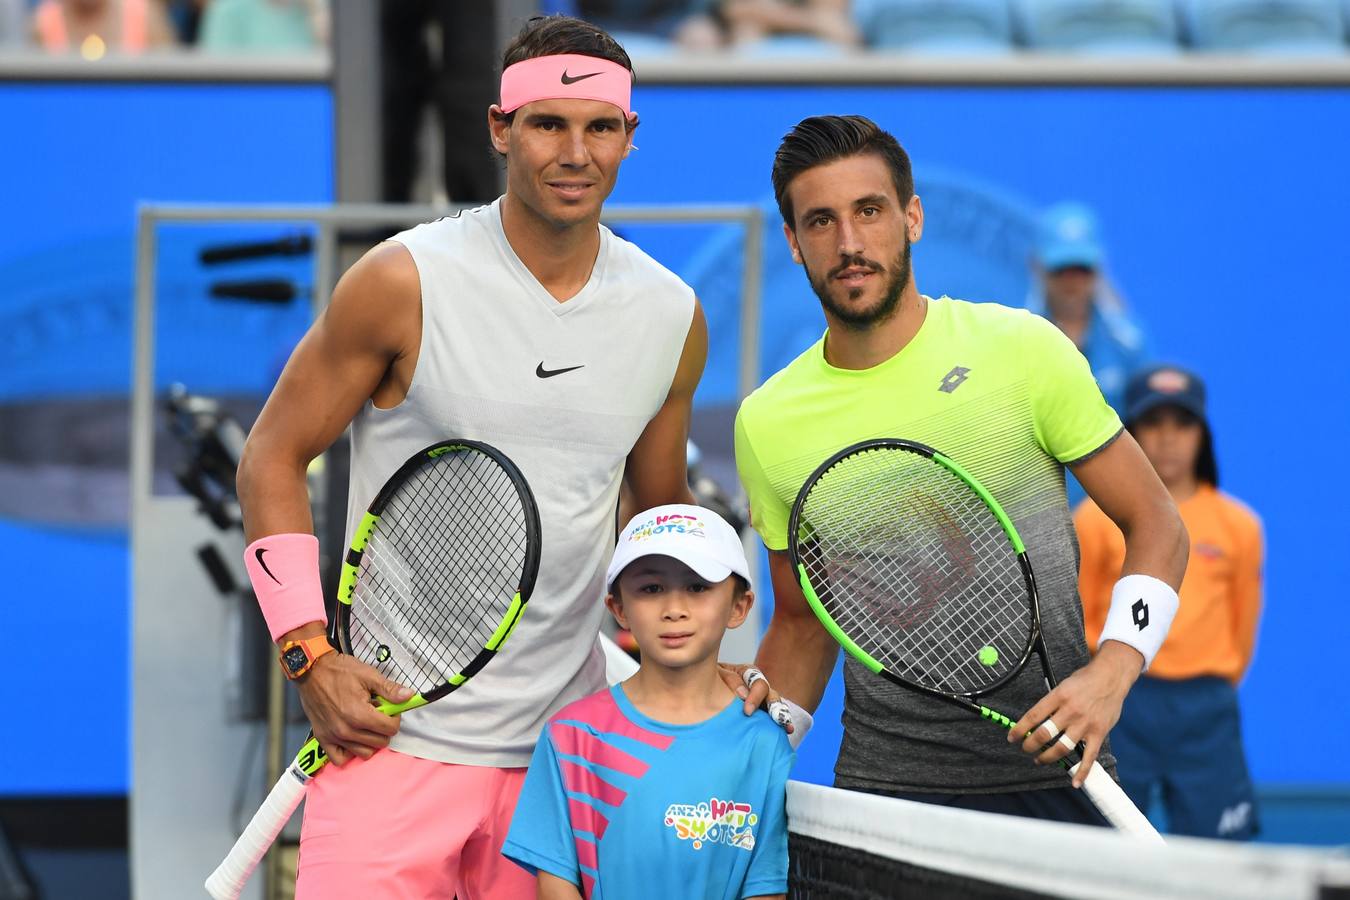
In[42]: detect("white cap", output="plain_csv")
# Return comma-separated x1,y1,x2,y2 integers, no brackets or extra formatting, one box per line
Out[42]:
606,504,751,591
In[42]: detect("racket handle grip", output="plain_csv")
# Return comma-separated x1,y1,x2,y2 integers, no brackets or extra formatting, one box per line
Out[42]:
204,763,309,899
1043,716,1164,842
1076,761,1164,841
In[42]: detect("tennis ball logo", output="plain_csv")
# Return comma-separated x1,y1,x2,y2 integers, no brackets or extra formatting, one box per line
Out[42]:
978,645,999,666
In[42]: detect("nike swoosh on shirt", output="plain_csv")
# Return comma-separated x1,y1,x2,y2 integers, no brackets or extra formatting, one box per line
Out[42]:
536,363,585,378
560,70,602,85
255,547,282,585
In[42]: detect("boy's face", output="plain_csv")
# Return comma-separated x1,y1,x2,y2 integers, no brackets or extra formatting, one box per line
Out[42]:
607,556,751,671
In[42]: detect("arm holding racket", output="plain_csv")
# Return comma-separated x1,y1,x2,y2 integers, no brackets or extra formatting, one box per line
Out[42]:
235,242,422,765
1008,432,1188,783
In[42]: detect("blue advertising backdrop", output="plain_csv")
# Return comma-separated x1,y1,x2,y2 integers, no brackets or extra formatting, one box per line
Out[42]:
3,79,1346,797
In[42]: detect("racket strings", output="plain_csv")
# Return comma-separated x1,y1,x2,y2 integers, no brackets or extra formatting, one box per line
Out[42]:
797,447,1032,695
346,451,529,691
355,461,525,686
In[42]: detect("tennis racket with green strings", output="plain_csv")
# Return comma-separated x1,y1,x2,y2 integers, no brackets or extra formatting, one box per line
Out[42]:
205,439,542,899
788,438,1160,839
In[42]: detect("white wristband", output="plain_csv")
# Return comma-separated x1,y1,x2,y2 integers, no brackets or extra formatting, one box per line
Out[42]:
1098,573,1179,670
781,697,814,751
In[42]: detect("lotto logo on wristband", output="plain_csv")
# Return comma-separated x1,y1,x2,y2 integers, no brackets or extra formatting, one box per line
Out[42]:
1132,598,1150,630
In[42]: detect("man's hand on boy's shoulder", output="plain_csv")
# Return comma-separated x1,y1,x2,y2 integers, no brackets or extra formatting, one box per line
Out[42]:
718,663,797,734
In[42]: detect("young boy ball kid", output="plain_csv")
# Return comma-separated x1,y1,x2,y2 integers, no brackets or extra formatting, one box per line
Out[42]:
503,505,792,900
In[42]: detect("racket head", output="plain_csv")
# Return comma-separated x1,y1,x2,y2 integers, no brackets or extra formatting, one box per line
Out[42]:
334,439,541,703
788,438,1038,700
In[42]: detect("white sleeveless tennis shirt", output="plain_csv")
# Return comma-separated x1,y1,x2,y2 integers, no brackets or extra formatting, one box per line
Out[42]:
345,200,695,767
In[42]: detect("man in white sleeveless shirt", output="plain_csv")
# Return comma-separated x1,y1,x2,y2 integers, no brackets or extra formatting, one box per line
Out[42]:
234,15,773,898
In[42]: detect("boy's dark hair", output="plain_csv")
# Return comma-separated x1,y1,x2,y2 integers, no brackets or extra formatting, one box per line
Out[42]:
771,115,914,228
494,15,634,126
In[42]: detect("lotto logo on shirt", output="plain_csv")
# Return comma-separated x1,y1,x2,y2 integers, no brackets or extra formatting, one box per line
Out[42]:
626,513,706,542
663,798,758,851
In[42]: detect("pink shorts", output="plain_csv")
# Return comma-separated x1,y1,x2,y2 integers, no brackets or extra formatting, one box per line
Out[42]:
295,749,534,900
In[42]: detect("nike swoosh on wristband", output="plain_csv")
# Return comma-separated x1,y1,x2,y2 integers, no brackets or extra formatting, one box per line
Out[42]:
255,547,282,585
560,70,602,85
536,362,585,378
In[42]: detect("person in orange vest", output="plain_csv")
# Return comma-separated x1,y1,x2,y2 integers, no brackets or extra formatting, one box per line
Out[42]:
1075,364,1262,839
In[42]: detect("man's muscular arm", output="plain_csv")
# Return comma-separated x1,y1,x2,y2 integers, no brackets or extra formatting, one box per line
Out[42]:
1008,431,1187,784
235,242,422,766
621,299,707,512
755,549,839,713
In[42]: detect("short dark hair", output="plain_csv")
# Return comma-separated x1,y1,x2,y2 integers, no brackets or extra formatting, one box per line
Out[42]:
771,115,914,228
495,15,634,126
1196,424,1219,487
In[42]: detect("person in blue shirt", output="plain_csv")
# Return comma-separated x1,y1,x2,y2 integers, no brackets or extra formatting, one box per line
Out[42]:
1027,202,1149,505
1026,202,1148,415
503,504,792,900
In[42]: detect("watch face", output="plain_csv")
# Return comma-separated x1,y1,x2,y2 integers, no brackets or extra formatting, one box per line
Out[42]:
283,646,310,674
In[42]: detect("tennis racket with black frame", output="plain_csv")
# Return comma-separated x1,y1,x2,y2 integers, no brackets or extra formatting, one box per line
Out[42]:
788,437,1159,839
205,438,542,899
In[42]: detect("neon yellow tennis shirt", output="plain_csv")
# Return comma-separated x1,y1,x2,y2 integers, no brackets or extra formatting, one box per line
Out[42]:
735,296,1125,793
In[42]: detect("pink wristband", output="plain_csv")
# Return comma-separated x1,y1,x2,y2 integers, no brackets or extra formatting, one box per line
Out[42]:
244,533,328,642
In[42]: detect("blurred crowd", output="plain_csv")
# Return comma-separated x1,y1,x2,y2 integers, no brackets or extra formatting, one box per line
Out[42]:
7,0,1343,59
555,0,1349,55
0,0,328,56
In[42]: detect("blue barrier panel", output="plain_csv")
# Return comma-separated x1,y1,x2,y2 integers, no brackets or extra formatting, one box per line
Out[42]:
0,81,332,794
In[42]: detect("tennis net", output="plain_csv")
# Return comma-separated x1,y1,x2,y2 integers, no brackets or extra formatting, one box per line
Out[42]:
787,781,1350,899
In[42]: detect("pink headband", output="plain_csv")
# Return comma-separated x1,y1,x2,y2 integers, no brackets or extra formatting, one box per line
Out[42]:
499,53,635,121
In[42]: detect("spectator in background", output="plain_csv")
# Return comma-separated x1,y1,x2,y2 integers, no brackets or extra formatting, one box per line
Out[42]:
2,0,26,47
380,2,498,204
1075,365,1262,840
31,0,175,56
1027,202,1146,414
162,0,205,45
718,0,859,50
571,0,724,50
198,0,327,52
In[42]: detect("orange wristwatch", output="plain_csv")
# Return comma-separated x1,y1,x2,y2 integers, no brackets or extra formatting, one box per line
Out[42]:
278,635,335,680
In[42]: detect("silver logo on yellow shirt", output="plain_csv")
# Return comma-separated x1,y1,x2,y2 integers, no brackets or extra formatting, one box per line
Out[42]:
939,366,971,393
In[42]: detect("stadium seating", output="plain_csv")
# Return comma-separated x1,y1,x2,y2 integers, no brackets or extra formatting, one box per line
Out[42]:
1015,0,1183,51
1182,0,1346,52
856,0,1018,54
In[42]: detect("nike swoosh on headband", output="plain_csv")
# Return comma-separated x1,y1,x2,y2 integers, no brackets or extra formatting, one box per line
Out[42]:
560,70,602,85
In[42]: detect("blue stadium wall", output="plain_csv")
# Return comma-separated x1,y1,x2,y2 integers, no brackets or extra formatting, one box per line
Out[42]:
2,79,1346,802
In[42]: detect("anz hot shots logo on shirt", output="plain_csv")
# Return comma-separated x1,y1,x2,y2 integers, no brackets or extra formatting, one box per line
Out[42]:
663,798,759,851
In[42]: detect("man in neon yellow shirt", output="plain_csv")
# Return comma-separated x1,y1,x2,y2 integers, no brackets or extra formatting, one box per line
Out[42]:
735,115,1189,823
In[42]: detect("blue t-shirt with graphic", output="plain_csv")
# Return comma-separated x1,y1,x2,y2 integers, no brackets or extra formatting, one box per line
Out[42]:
502,684,792,899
